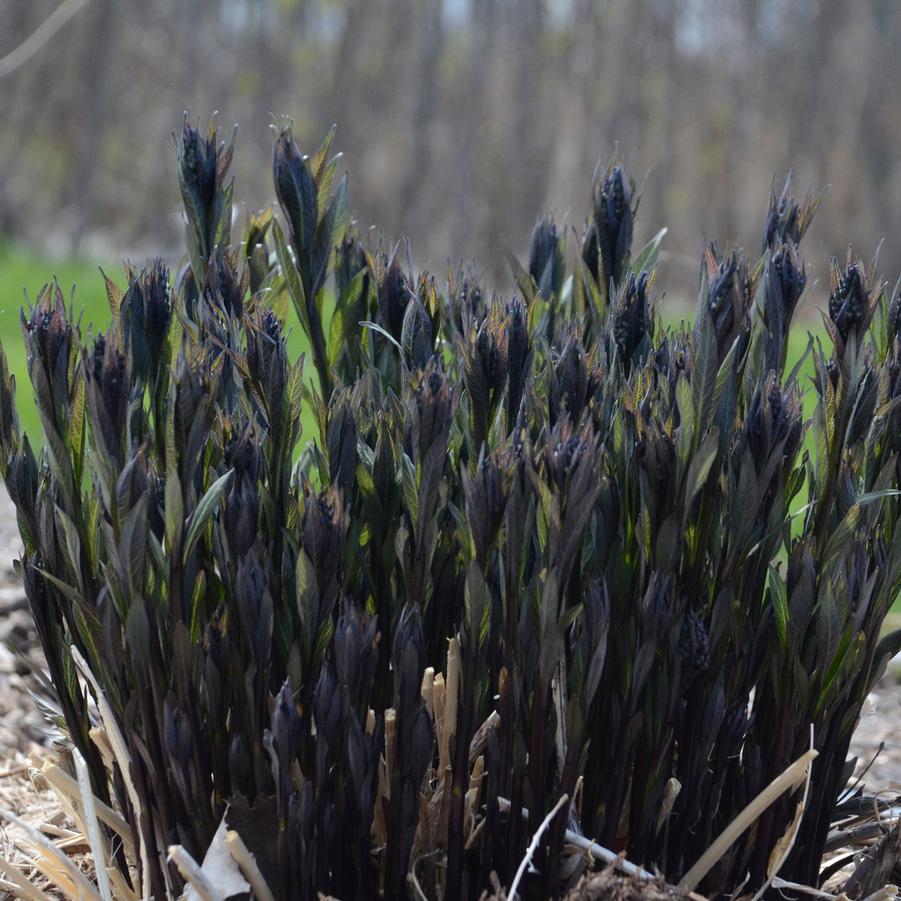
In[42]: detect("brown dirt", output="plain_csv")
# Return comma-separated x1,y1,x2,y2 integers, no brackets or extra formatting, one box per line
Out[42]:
850,668,901,792
563,865,697,900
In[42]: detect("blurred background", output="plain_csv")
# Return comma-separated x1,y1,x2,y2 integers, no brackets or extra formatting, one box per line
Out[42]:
1,0,900,308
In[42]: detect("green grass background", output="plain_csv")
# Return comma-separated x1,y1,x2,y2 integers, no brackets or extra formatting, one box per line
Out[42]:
0,243,110,443
0,244,320,443
0,242,822,444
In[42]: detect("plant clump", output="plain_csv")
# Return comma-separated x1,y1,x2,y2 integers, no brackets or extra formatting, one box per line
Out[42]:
0,122,899,900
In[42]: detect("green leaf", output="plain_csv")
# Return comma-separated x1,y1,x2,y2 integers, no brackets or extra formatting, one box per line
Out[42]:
631,227,667,275
822,504,861,572
99,267,123,316
328,267,368,362
675,374,694,469
399,453,418,522
505,247,537,305
125,601,150,661
273,218,310,336
576,256,604,327
120,496,149,594
684,427,719,508
312,174,348,296
464,561,489,645
817,626,853,716
693,309,719,434
654,514,679,569
165,470,184,551
360,320,403,355
32,565,82,605
295,548,320,660
313,615,334,668
70,374,86,484
310,124,337,183
54,505,83,583
768,563,789,649
184,469,233,557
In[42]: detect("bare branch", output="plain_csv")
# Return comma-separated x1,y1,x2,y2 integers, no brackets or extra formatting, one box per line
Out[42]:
0,0,90,80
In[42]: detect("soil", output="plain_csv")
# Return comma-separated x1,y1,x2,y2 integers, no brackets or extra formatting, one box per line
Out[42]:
563,866,698,900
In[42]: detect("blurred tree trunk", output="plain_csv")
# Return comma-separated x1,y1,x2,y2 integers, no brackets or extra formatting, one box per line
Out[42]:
509,0,547,232
330,0,369,149
134,0,204,243
1,0,899,299
0,1,39,234
555,0,606,209
399,0,445,221
450,0,497,260
68,0,121,251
